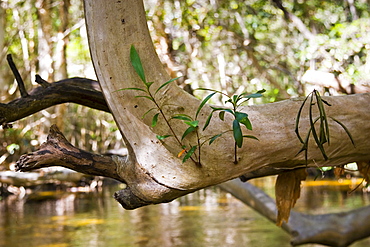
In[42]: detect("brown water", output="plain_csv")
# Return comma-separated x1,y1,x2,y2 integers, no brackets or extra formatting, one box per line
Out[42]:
1,180,370,247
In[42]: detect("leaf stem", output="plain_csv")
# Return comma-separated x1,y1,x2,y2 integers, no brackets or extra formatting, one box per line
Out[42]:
149,90,200,166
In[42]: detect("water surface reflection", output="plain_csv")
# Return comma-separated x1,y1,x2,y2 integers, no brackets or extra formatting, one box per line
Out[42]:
1,181,370,247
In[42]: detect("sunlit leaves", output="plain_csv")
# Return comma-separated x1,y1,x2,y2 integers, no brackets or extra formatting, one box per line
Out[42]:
156,135,171,140
155,77,182,95
130,45,146,84
125,45,266,165
196,92,216,118
152,113,160,127
123,45,201,164
195,88,264,163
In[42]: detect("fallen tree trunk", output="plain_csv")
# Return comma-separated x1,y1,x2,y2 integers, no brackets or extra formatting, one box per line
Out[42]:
13,123,370,246
220,180,370,247
0,65,367,245
83,0,370,207
3,0,370,210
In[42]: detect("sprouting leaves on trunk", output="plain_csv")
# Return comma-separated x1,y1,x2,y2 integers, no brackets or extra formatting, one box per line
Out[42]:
295,89,355,164
119,45,265,166
196,88,264,164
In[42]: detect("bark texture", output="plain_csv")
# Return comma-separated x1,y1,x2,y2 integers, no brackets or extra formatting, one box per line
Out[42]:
0,76,108,127
2,55,368,247
83,0,370,207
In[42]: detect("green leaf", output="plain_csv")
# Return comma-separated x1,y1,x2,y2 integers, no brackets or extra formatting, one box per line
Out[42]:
172,114,192,122
233,119,243,148
156,135,171,140
308,94,328,160
219,111,225,121
232,94,240,104
183,146,197,163
314,91,330,145
209,133,224,145
196,92,216,118
203,111,214,131
184,120,199,128
135,95,155,102
235,112,252,130
330,117,355,147
243,135,259,141
142,108,156,119
152,113,159,127
130,45,146,83
241,89,266,99
155,77,182,95
114,87,146,93
320,98,332,106
146,81,154,89
295,92,311,144
182,126,196,140
210,106,234,115
243,93,264,99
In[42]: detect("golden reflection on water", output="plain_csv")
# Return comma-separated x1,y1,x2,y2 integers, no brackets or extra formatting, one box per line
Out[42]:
0,180,370,247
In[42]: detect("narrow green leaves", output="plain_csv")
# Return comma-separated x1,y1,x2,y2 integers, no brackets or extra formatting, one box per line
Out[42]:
330,117,355,147
196,88,264,164
156,135,171,140
295,89,355,164
183,146,197,163
130,45,146,84
126,46,266,166
125,45,201,166
172,114,192,121
233,119,243,148
155,77,182,95
209,133,224,145
181,120,198,140
235,112,252,130
152,113,160,127
196,92,216,118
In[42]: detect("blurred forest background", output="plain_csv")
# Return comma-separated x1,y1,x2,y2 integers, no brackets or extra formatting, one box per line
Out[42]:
1,0,370,170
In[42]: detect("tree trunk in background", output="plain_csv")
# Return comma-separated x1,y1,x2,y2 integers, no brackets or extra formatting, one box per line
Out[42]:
54,0,70,132
54,0,70,81
36,0,54,82
0,1,15,98
0,0,7,95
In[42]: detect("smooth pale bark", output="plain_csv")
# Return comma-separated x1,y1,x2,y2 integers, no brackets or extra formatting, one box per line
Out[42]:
220,180,370,247
83,0,370,205
1,59,368,244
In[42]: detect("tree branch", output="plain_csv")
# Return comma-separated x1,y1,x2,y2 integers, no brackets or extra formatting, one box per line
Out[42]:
220,179,370,247
0,75,109,127
15,124,123,182
2,62,370,245
6,54,29,98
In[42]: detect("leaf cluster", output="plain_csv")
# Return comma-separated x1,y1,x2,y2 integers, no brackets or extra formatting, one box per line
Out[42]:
196,88,264,163
295,90,355,163
118,45,199,164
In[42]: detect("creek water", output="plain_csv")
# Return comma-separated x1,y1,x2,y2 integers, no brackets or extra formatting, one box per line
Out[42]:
1,178,370,247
